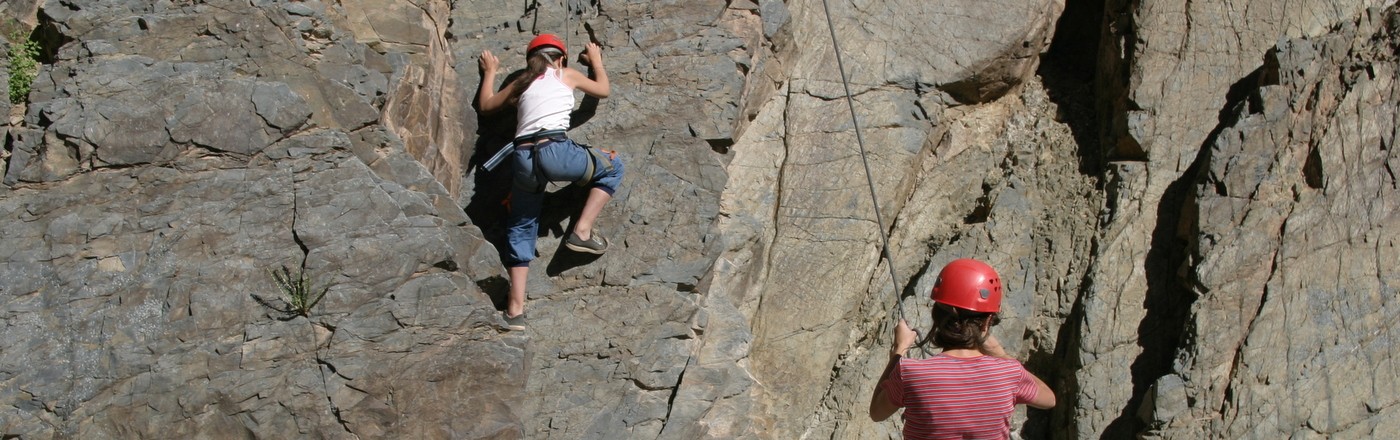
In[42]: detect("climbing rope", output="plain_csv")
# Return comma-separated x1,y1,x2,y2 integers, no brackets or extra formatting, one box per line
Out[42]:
818,0,906,320
563,0,570,55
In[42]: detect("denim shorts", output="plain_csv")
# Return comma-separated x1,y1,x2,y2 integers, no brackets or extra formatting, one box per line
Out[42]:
504,138,624,265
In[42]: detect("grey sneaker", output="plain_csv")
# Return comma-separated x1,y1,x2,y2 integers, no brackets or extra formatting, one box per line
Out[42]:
565,230,609,254
502,312,527,331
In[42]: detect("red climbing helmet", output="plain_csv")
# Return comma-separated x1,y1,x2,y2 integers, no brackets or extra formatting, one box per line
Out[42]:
527,34,566,56
930,258,1003,313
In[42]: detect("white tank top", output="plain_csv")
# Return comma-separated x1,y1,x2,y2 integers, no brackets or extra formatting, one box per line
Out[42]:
516,67,574,137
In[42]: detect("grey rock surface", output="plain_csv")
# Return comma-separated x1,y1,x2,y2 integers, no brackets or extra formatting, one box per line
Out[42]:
0,135,519,438
1142,7,1400,437
3,0,1399,438
2,1,517,438
1071,0,1395,436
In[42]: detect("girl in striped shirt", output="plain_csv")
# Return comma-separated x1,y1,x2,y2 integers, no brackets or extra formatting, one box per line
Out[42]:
870,259,1056,439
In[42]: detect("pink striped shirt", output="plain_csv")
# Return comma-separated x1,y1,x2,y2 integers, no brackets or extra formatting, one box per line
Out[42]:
880,354,1040,439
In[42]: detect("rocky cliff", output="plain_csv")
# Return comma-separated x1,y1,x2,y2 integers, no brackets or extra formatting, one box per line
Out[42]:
2,0,1396,439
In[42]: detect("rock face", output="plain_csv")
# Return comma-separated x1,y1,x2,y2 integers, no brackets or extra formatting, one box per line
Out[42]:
1,1,518,438
2,0,1397,439
1143,8,1400,437
1070,0,1394,437
722,0,1071,437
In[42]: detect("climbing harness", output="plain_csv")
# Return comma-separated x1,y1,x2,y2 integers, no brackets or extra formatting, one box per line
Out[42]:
482,142,516,172
577,144,618,186
509,129,615,192
819,0,906,320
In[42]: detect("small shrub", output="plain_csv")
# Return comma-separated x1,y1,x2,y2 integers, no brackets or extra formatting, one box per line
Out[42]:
7,30,40,104
265,265,329,318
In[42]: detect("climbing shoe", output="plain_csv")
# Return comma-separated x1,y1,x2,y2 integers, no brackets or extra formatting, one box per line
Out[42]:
502,312,527,331
565,230,609,254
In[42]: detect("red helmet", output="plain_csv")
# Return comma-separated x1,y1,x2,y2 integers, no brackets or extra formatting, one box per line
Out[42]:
527,34,566,56
930,258,1003,313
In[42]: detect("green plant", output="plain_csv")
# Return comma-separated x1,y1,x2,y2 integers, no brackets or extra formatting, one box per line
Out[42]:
267,265,329,318
7,29,40,104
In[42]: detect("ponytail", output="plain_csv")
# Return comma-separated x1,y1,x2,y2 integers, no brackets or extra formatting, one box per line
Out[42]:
508,48,563,101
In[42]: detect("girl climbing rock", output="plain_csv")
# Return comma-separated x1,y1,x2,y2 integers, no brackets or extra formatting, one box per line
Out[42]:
870,258,1056,438
477,34,623,330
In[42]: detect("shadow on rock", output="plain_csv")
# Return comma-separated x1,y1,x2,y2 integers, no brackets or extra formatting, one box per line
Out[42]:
544,242,603,277
475,275,512,311
464,69,524,265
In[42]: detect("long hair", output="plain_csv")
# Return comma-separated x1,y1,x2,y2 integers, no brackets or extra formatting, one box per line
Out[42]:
931,302,1001,350
508,47,563,102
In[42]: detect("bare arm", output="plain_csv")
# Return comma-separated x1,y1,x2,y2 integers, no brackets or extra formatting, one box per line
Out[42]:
477,50,516,114
564,42,610,98
869,320,916,422
870,379,900,422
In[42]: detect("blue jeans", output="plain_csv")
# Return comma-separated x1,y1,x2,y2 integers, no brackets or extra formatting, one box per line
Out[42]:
505,138,624,266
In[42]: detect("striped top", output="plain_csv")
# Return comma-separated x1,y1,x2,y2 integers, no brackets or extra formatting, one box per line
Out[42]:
881,354,1040,440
